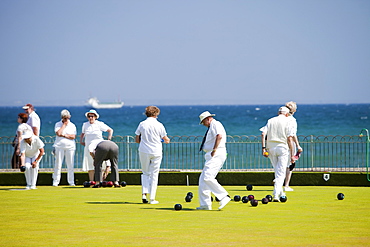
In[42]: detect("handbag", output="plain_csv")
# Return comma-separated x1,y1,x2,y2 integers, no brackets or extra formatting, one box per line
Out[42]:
11,136,17,147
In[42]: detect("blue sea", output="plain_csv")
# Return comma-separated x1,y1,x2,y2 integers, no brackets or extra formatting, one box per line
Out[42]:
1,104,370,138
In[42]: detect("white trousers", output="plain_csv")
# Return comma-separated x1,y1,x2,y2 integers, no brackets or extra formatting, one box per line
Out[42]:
24,155,39,187
53,147,75,185
139,152,162,200
198,149,228,207
268,145,289,198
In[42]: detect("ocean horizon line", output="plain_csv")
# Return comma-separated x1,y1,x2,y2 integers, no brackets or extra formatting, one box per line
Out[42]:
1,102,370,108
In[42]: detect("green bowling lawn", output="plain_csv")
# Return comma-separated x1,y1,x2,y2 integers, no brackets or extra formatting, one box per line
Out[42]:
1,185,369,246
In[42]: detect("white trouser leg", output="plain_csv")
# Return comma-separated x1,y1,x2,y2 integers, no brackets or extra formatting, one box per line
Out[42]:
65,149,75,185
25,155,39,187
269,146,289,198
24,161,32,187
53,148,64,185
199,150,228,207
25,155,38,187
139,152,162,200
148,155,161,200
140,152,151,195
198,171,212,206
30,163,39,187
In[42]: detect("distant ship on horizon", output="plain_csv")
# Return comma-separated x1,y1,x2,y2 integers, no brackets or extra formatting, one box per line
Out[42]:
86,97,124,109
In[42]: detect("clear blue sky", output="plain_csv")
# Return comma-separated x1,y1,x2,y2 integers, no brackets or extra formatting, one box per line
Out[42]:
1,0,369,106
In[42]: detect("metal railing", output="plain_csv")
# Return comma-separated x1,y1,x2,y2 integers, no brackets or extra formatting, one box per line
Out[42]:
0,134,369,172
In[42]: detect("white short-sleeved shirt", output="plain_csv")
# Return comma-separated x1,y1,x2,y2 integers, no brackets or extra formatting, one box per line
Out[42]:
135,117,167,155
260,115,294,149
20,135,45,158
288,115,297,136
27,111,41,136
202,119,227,152
53,120,77,150
81,120,110,146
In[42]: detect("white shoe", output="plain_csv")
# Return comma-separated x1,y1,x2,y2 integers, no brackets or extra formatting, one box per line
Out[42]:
30,186,37,190
284,187,294,191
196,205,212,210
218,196,231,210
25,186,31,190
150,200,159,204
69,184,75,186
273,198,280,202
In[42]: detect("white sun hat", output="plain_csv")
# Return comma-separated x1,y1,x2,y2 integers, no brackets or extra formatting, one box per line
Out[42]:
85,109,99,119
199,111,215,124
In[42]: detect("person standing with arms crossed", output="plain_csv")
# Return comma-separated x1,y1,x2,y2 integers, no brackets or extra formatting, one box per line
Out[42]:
23,103,41,136
283,101,303,192
52,109,77,187
197,111,230,210
135,106,170,204
260,106,295,202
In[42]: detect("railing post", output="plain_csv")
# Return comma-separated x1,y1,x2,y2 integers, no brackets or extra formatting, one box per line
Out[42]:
310,135,314,171
126,136,130,170
359,129,370,181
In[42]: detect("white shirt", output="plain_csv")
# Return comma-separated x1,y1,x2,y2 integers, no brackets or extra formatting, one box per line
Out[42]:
53,120,77,150
260,115,294,149
202,119,227,152
81,120,111,146
135,117,167,155
27,111,41,136
20,135,45,158
288,115,298,136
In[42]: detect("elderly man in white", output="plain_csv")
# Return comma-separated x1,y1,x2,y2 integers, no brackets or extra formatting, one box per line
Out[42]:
260,106,295,201
20,131,45,190
23,103,41,136
197,111,230,210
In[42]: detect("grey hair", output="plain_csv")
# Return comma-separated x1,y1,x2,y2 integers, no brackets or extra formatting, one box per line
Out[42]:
61,109,71,118
285,101,297,115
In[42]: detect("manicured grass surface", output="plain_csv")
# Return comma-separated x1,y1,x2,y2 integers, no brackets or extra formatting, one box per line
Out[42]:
1,185,369,246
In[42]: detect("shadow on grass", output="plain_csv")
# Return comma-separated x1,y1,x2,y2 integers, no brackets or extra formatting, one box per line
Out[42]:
1,188,29,191
229,189,272,192
152,207,198,211
62,187,86,189
86,201,143,205
141,207,221,212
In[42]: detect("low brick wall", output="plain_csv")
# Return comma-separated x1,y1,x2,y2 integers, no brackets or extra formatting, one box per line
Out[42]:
0,171,369,187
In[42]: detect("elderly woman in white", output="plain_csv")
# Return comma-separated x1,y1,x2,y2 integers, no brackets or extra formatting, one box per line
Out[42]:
283,101,303,192
80,109,113,181
52,109,77,186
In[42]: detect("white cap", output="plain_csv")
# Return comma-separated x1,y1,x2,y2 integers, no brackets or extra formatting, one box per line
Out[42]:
22,130,33,139
279,106,290,114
